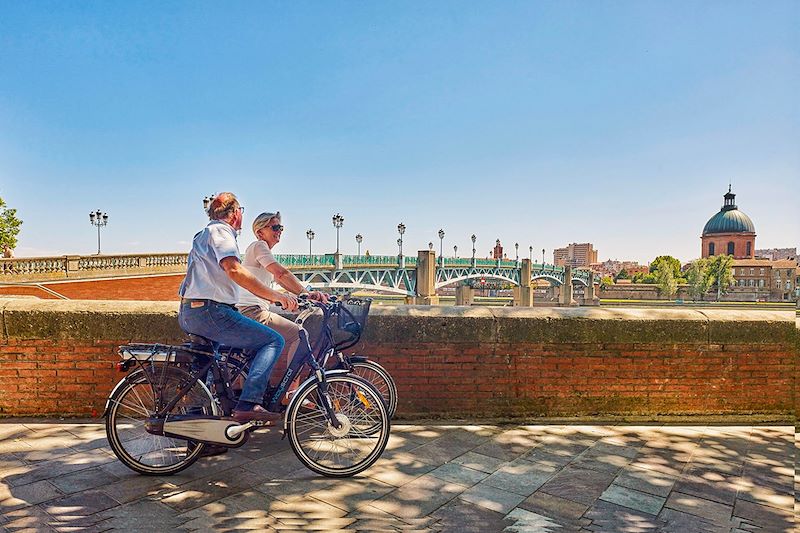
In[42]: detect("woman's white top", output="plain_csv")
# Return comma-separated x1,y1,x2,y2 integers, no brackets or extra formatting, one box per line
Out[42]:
237,240,278,308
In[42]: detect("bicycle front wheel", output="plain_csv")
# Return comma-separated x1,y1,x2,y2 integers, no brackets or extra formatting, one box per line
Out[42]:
349,360,398,419
286,375,390,477
105,366,218,476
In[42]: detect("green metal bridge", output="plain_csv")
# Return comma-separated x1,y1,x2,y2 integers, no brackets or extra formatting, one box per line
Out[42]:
275,254,594,297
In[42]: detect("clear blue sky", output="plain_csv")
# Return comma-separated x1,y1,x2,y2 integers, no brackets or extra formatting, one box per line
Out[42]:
1,1,797,263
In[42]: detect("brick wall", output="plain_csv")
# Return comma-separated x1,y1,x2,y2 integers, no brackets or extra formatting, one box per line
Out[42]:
0,274,183,301
0,298,796,419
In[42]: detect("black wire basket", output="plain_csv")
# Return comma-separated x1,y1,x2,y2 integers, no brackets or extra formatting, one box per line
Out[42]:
334,297,372,349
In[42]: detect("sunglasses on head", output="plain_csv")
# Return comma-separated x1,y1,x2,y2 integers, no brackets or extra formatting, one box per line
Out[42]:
270,224,284,232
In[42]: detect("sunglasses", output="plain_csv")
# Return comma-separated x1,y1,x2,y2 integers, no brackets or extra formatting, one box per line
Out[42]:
270,224,284,232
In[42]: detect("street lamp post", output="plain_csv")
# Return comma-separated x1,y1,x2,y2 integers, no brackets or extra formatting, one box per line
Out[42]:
438,229,445,265
428,242,433,251
355,233,363,257
397,223,406,257
306,229,315,258
332,213,344,253
515,243,519,263
542,248,545,267
529,245,533,263
396,238,402,255
471,234,476,265
453,245,458,258
89,210,109,255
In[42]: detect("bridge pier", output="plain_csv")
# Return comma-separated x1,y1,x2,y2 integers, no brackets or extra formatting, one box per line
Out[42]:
559,265,578,306
455,284,474,306
583,279,600,306
513,258,534,307
411,249,439,305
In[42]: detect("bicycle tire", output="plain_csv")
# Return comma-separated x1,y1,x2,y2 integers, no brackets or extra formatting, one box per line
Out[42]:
349,360,398,419
105,367,218,476
286,375,390,478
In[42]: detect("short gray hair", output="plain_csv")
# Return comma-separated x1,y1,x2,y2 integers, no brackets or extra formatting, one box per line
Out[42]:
252,211,281,236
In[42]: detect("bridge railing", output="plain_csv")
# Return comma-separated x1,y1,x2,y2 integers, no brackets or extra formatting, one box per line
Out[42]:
1,253,189,282
274,254,336,268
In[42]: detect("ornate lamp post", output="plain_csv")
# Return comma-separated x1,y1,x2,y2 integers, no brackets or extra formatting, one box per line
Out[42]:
529,245,533,263
332,213,344,253
397,223,406,256
471,234,476,265
355,233,363,257
438,229,445,264
306,229,315,258
396,238,402,255
89,210,109,255
428,242,433,251
453,245,458,258
515,243,519,262
542,248,546,266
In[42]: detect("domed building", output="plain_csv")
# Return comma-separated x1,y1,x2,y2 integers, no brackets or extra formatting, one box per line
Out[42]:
701,187,756,259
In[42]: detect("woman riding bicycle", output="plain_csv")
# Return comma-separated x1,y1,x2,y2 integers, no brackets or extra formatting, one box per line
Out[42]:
236,211,329,399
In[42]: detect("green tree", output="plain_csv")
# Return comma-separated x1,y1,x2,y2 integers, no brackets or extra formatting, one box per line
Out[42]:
633,272,657,284
656,264,677,298
706,254,735,301
614,268,629,281
0,197,22,250
649,255,682,278
686,259,713,301
600,276,614,289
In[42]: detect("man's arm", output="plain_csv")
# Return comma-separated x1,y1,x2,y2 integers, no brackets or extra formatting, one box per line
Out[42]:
220,257,298,311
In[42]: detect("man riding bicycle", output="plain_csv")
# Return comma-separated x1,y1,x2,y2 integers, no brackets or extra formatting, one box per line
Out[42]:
178,192,297,423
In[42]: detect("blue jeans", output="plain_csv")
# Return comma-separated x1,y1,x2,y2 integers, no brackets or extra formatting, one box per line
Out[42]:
178,300,285,406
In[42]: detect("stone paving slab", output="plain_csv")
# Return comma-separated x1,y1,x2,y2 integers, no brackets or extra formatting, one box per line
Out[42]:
0,421,795,532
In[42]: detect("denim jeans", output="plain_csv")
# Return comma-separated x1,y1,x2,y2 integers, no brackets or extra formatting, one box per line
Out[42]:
178,300,285,406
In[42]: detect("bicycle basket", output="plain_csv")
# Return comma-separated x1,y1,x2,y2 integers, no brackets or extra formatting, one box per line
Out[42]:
335,297,372,348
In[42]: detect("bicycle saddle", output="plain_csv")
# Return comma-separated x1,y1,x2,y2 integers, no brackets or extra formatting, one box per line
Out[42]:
187,334,215,349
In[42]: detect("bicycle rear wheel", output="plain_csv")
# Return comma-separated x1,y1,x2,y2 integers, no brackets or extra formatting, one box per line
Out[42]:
349,360,398,419
286,375,390,477
105,366,218,475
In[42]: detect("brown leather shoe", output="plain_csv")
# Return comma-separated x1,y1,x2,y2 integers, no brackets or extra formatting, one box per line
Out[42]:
232,405,282,424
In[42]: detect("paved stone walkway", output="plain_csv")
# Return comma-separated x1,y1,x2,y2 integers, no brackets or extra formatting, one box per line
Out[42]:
0,421,794,532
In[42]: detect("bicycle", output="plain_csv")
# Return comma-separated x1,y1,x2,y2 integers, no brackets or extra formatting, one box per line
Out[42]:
223,296,398,420
103,303,390,478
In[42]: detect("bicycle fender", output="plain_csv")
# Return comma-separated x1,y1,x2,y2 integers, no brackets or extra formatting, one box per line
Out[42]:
101,374,139,418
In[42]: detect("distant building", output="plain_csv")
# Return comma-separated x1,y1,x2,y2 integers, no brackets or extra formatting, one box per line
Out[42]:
554,243,598,268
755,247,797,263
591,259,648,278
701,187,755,259
732,259,797,301
492,240,504,260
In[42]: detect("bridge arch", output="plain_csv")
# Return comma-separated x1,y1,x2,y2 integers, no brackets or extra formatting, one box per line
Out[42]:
435,272,519,289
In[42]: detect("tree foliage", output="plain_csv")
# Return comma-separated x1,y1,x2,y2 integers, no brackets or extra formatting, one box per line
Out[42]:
614,268,629,281
649,255,682,278
707,254,735,301
632,272,657,284
0,197,22,250
686,259,714,301
656,264,678,298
